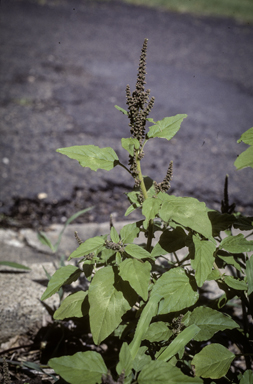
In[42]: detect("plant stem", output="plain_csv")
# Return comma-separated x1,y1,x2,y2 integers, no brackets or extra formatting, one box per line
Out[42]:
136,153,154,251
136,156,148,200
118,161,132,176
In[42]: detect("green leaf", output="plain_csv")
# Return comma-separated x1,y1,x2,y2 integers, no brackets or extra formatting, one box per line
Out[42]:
119,259,151,301
115,105,128,115
206,269,220,281
157,324,200,362
217,252,242,272
48,351,107,384
147,114,187,141
110,226,120,243
143,322,173,343
142,197,161,222
159,195,212,239
185,307,239,341
220,234,253,253
56,145,119,171
41,265,81,300
132,346,152,373
151,268,199,314
121,137,140,156
124,244,152,260
88,266,136,345
0,261,30,270
54,291,88,320
116,342,133,376
129,294,160,359
239,369,253,384
125,204,137,216
120,222,140,244
191,236,216,287
237,127,253,145
234,145,253,170
223,275,247,290
127,191,142,205
37,231,56,251
234,216,253,231
138,360,202,384
192,344,235,379
151,227,187,258
207,211,235,237
68,235,107,260
246,257,253,295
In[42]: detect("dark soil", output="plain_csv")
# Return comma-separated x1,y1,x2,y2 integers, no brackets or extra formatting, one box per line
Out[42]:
0,183,140,230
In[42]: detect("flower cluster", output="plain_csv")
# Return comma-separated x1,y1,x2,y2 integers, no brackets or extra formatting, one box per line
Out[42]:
154,161,173,193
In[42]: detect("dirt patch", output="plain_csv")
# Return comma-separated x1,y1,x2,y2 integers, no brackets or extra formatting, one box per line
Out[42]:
0,182,143,230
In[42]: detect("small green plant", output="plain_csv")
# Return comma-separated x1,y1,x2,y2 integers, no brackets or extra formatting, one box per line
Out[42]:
41,39,253,384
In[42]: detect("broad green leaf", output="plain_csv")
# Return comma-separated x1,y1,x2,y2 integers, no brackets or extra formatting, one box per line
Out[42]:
191,236,216,287
217,252,242,272
121,137,140,156
147,114,187,141
68,235,107,260
48,351,107,384
41,265,81,300
240,369,253,384
88,266,136,345
157,324,200,362
151,227,187,258
127,191,142,205
192,344,235,379
132,346,152,373
0,261,30,270
116,342,133,376
125,244,152,260
57,145,119,171
206,269,220,281
151,267,199,314
237,127,253,145
143,322,173,343
185,307,239,341
138,360,202,384
110,226,120,243
142,197,161,222
125,204,137,216
119,259,151,301
220,234,253,253
207,211,235,237
224,275,247,290
129,294,160,359
234,215,253,231
234,146,253,170
120,222,140,244
246,257,253,295
54,291,88,320
159,196,212,239
100,248,115,263
115,105,128,115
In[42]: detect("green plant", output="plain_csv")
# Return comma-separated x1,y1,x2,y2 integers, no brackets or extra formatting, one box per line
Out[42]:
41,39,253,384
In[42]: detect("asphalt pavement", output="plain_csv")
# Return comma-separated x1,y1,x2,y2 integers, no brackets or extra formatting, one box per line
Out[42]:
1,0,253,224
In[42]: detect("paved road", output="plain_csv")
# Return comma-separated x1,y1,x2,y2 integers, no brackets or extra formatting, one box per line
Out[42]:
1,0,253,222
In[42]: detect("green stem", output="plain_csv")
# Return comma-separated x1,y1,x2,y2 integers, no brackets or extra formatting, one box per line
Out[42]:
136,156,148,200
135,153,154,251
118,161,132,176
